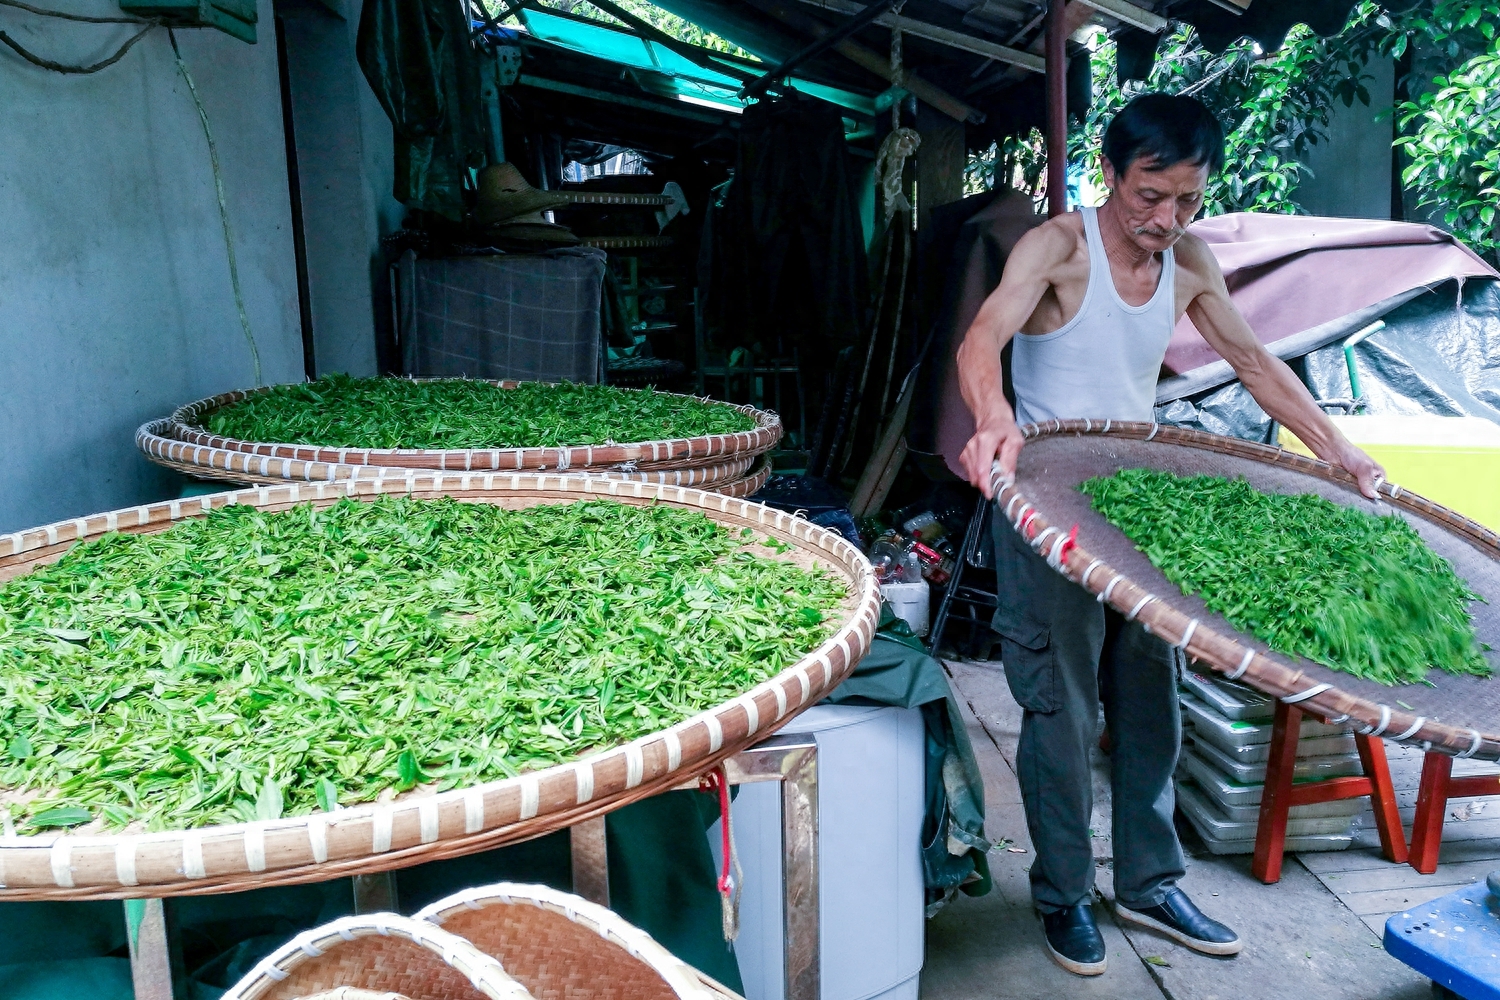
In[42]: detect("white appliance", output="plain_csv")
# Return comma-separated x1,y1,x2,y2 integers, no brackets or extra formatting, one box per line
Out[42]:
710,704,926,1000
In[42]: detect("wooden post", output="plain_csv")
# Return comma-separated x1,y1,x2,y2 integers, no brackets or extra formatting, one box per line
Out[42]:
1044,0,1068,217
1355,732,1409,866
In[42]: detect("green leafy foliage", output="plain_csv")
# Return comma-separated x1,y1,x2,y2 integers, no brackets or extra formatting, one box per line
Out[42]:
1392,0,1500,253
1082,469,1490,686
201,375,757,450
0,498,845,832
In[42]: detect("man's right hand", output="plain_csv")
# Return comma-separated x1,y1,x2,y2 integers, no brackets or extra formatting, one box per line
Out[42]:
960,416,1026,499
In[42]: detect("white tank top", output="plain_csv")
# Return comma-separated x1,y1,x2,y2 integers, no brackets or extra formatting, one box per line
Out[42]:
1010,206,1175,426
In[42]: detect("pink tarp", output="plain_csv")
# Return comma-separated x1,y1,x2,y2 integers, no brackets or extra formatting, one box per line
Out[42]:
1166,213,1498,374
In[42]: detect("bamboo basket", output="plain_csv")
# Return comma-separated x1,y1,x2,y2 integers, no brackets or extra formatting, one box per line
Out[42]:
414,882,744,999
995,419,1500,760
218,914,532,1000
0,475,879,899
155,381,782,475
137,419,775,498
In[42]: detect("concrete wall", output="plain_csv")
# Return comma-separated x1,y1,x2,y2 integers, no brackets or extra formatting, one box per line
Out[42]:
0,0,302,532
1296,56,1396,220
278,0,403,377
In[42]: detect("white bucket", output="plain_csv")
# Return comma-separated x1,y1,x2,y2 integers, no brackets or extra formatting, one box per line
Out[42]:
880,580,930,637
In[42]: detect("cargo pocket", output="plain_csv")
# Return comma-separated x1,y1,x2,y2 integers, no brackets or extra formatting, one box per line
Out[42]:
991,603,1057,713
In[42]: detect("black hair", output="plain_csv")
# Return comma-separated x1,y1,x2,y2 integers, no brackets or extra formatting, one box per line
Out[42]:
1101,93,1225,176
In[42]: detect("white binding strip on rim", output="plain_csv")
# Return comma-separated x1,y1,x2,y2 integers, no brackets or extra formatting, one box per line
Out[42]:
182,831,206,879
419,799,440,844
1328,714,1350,725
664,728,683,772
307,815,329,863
1099,575,1123,605
1146,422,1160,441
1392,717,1427,742
372,805,394,853
1228,648,1254,680
1361,704,1393,737
1126,594,1153,621
705,714,724,754
519,775,541,820
1174,619,1199,650
50,839,73,888
1032,526,1059,552
1280,683,1332,705
244,823,267,872
115,840,138,886
464,789,485,833
772,681,789,720
1080,559,1103,588
624,743,645,789
1458,730,1485,759
741,695,760,736
575,762,596,805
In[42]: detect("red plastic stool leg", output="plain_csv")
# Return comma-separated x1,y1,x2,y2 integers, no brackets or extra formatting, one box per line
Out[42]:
1410,751,1453,875
1252,701,1300,884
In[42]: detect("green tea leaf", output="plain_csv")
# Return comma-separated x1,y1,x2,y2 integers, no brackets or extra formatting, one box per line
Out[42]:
256,776,284,821
29,807,92,829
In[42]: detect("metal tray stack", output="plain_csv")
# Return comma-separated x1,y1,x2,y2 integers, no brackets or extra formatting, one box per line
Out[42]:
1174,669,1361,855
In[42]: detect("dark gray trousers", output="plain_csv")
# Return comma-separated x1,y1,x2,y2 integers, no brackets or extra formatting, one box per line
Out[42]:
991,509,1185,912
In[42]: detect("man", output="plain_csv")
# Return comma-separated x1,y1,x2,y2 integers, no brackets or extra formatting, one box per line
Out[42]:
955,93,1383,976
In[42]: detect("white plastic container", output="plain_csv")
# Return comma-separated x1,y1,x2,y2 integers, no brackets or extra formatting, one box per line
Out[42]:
712,704,925,1000
880,580,929,637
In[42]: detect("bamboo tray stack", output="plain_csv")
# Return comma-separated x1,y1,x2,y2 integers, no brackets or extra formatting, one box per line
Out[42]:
0,475,878,898
136,380,782,497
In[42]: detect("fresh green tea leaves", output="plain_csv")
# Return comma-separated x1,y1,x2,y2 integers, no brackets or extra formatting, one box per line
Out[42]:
0,498,844,832
1082,469,1490,686
200,375,757,450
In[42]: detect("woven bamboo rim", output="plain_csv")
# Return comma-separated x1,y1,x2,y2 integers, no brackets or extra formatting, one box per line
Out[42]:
298,991,412,1000
220,913,532,1000
999,419,1500,761
161,381,782,473
415,882,743,999
0,476,879,899
138,421,772,497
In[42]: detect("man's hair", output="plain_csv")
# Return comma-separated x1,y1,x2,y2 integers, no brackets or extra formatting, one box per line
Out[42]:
1102,94,1225,176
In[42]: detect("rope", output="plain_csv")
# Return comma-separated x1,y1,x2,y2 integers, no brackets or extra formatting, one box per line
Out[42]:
0,18,155,74
170,29,262,386
699,766,741,942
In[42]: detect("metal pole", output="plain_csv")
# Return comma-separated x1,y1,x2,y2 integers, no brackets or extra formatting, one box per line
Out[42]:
1045,0,1068,218
741,0,901,100
125,898,173,1000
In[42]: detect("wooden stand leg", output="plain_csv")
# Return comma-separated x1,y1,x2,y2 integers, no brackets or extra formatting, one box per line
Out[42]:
1354,733,1408,864
1410,751,1454,875
1252,701,1300,884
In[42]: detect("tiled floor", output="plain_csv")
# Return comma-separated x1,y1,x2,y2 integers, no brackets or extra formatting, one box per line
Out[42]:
922,658,1499,999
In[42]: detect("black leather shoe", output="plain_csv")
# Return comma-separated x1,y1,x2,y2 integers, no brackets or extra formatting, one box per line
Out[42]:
1040,902,1107,976
1116,887,1243,956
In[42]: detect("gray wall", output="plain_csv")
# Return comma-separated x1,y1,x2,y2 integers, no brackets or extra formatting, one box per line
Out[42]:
1296,56,1396,220
279,0,403,377
0,0,302,532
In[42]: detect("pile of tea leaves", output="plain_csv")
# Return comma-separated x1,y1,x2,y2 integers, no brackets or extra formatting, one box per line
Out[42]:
0,498,844,833
197,374,757,450
1082,469,1490,686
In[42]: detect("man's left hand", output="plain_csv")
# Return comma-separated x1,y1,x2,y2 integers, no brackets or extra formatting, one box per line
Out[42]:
1332,440,1385,499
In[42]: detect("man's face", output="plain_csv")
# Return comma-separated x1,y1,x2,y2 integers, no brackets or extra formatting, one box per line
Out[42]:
1101,156,1209,253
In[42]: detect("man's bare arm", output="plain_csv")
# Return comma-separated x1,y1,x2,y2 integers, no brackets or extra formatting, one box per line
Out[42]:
1177,236,1384,497
955,224,1076,497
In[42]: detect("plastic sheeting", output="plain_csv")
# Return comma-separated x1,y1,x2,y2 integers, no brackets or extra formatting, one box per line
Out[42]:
1156,278,1500,440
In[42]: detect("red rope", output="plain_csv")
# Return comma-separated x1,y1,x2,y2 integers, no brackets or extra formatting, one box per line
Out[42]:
699,766,733,895
1057,523,1078,565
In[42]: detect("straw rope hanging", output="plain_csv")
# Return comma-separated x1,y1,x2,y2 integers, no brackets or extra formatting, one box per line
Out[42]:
993,419,1500,760
218,914,532,1000
157,381,782,475
0,474,879,898
414,882,745,999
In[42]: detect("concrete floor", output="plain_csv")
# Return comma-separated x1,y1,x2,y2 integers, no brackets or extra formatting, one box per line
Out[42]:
922,659,1500,1000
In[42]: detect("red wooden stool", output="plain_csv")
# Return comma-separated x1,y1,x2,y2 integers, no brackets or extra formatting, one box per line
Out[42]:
1408,751,1500,874
1251,700,1408,883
